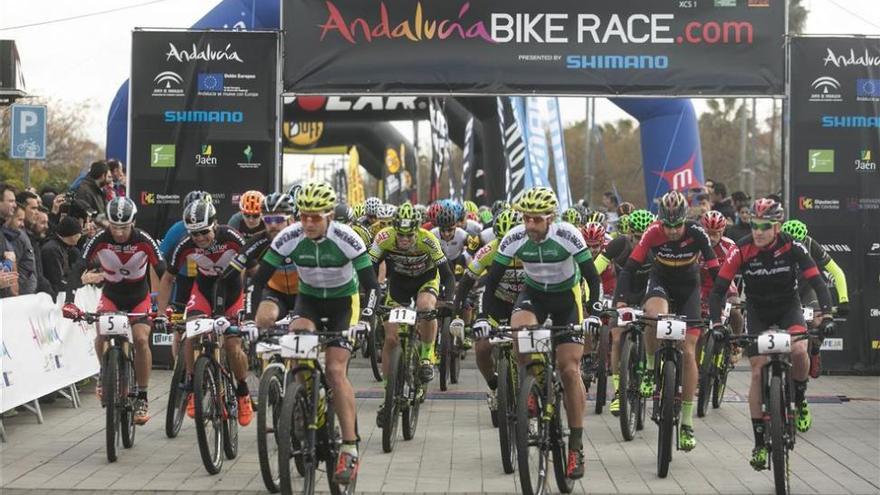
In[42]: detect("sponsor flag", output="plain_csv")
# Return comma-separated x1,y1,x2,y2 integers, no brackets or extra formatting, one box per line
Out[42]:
498,97,527,203
521,97,551,189
546,97,572,210
347,146,365,205
429,98,450,202
458,116,474,201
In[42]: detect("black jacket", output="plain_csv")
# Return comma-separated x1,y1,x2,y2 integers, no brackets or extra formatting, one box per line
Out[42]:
27,230,53,295
74,178,106,218
2,226,37,295
41,235,81,300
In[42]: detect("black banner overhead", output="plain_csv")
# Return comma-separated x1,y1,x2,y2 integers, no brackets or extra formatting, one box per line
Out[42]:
788,36,880,373
283,96,430,121
129,30,278,237
282,0,785,95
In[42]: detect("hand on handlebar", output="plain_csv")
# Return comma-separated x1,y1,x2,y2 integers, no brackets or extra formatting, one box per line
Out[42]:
62,303,83,320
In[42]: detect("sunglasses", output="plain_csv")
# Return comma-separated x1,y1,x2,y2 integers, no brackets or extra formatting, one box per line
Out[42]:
262,215,289,225
299,212,328,222
749,220,775,231
662,220,684,228
244,214,261,220
523,214,551,224
190,228,212,237
397,231,416,238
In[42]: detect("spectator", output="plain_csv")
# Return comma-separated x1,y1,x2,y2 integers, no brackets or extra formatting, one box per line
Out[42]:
16,191,41,226
709,181,735,220
1,184,37,295
24,208,52,295
107,159,127,198
0,231,17,298
41,216,83,300
692,193,712,218
704,179,715,195
602,191,620,231
725,203,751,242
731,190,752,210
74,160,111,225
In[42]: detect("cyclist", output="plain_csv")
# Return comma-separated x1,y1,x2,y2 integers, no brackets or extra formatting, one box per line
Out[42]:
431,203,472,279
227,190,266,239
614,191,719,451
453,208,523,416
781,219,850,377
157,200,253,426
227,193,298,332
600,209,654,416
249,182,379,485
360,196,383,229
370,202,456,406
369,203,396,238
582,222,615,298
62,197,166,425
699,211,743,334
480,187,601,480
336,203,372,247
562,206,585,228
708,198,834,470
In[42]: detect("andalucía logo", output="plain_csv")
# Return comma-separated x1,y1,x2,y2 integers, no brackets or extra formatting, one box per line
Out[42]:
30,318,61,349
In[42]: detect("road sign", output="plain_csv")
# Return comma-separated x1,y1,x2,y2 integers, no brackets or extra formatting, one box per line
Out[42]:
10,104,46,160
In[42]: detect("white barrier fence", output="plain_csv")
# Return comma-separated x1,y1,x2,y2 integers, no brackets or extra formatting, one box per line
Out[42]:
1,287,101,413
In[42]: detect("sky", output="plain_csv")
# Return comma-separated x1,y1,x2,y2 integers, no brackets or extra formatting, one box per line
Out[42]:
1,0,879,151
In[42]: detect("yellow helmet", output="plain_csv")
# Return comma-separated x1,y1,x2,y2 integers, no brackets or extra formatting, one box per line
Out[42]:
514,187,558,215
296,182,336,213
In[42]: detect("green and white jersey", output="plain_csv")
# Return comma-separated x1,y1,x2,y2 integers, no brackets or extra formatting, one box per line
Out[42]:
262,221,370,298
495,222,592,292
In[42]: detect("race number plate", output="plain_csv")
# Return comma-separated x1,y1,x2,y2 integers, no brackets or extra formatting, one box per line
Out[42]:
656,318,687,341
517,329,552,353
280,334,320,359
255,342,282,357
388,308,417,325
722,302,732,323
186,318,216,339
617,308,643,327
757,332,791,355
97,314,131,337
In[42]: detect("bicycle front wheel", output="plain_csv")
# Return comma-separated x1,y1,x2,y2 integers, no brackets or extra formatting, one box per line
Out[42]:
769,375,790,495
657,361,676,478
712,345,731,409
222,373,239,460
595,326,610,414
120,350,136,449
401,342,421,441
257,366,285,493
193,357,223,474
496,350,517,474
697,333,716,418
165,345,188,438
278,382,315,495
516,371,548,495
381,345,402,453
103,347,121,463
369,317,384,382
438,317,452,391
618,336,639,441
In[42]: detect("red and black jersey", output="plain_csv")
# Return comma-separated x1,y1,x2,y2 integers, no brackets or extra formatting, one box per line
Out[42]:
66,228,165,303
701,236,737,299
168,225,244,280
709,232,832,322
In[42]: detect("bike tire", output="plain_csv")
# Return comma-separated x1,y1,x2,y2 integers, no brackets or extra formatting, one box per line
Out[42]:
193,357,223,475
402,342,421,441
516,372,548,495
120,352,136,449
369,316,384,382
618,337,638,441
222,374,239,460
450,334,461,385
657,361,676,478
381,345,402,453
325,410,358,495
712,346,730,409
103,347,120,463
278,382,315,495
165,347,188,438
496,350,516,474
769,375,790,495
439,317,451,391
257,366,285,493
697,333,716,418
551,390,574,494
595,326,610,414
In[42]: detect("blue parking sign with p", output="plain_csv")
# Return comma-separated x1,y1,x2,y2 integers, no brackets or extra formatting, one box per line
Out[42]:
10,104,47,160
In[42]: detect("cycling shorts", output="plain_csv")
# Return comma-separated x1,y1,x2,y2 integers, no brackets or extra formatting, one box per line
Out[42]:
645,273,702,337
292,293,358,353
513,284,585,346
386,268,440,306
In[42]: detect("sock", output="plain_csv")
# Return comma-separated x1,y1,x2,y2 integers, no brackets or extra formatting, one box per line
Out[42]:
487,374,498,391
794,379,808,406
681,400,695,428
420,342,435,361
137,390,147,401
569,427,583,451
752,418,765,447
611,374,619,392
646,354,655,371
340,440,358,457
236,380,249,397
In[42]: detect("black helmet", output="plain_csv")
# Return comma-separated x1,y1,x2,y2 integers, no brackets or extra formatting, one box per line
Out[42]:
183,190,213,208
262,192,295,215
183,200,216,231
106,197,137,225
334,203,354,223
657,191,688,224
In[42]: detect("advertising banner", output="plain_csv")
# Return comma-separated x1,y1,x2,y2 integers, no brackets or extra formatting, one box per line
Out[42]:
129,30,278,236
789,36,880,372
1,288,101,412
283,0,784,95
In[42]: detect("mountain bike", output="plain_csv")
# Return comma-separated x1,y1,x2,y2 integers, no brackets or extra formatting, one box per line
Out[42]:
581,300,613,415
615,307,648,442
164,305,189,439
697,301,742,417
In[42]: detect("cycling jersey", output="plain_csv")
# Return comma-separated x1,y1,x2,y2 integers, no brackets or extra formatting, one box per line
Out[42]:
370,227,447,278
350,222,373,248
430,226,470,261
479,227,495,245
227,212,266,239
494,222,594,293
465,239,524,304
257,222,371,299
66,228,165,309
798,235,849,304
597,235,652,305
463,219,482,236
700,236,737,300
168,226,245,317
709,232,833,324
235,232,298,295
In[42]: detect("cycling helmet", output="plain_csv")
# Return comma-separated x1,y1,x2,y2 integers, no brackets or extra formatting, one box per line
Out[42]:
562,207,583,226
106,197,137,226
435,204,458,229
581,222,606,247
781,219,808,242
262,192,295,215
478,208,493,226
413,204,427,223
750,198,784,222
463,200,478,215
334,203,354,223
375,203,396,221
617,214,631,235
183,190,213,208
466,211,478,222
493,208,522,238
442,199,465,222
183,200,216,231
239,190,264,215
629,209,655,234
701,210,728,232
364,197,382,217
657,190,688,224
352,203,365,219
286,184,303,202
426,203,443,224
296,182,336,213
514,187,558,214
586,211,607,225
617,202,635,216
394,202,419,234
491,200,510,217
